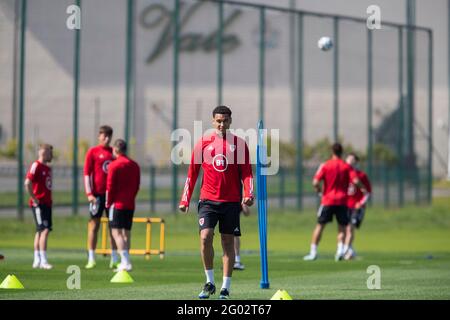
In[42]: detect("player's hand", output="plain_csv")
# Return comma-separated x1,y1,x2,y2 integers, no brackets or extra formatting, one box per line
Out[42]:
179,205,189,214
355,202,362,209
241,203,251,216
88,195,96,203
242,197,254,207
32,198,39,207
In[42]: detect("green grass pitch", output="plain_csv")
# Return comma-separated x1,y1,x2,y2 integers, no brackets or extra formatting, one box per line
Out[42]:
0,197,449,300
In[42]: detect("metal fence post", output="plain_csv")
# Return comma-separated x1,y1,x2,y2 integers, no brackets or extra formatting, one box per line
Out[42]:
125,0,135,144
406,0,416,172
279,166,285,208
150,166,156,212
72,0,81,216
296,12,304,210
289,0,297,143
448,0,450,181
427,30,433,204
367,29,373,198
17,0,27,220
333,17,339,142
217,1,223,106
172,0,180,212
398,27,405,207
384,163,389,208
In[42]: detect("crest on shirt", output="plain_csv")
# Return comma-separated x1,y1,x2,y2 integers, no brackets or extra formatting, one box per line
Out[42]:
212,154,228,172
229,144,236,152
348,183,356,196
45,176,52,190
100,154,104,159
199,218,205,226
102,160,112,173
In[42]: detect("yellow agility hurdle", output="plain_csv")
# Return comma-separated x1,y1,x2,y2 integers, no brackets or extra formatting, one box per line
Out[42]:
88,217,165,260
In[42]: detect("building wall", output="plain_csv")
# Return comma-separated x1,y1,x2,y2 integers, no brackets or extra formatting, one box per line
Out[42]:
0,0,446,176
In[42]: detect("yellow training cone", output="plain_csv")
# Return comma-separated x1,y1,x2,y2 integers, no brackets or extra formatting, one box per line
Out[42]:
110,270,134,283
270,289,293,300
0,274,25,289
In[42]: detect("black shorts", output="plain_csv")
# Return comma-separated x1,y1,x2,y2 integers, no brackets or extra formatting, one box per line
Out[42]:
31,204,52,232
348,208,365,228
234,209,243,237
89,194,107,219
198,200,241,235
317,205,349,226
108,206,134,230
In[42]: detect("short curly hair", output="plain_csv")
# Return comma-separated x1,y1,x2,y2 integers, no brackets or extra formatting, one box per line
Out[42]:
212,106,232,117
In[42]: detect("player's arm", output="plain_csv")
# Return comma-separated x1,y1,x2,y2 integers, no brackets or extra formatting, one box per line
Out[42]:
357,174,372,208
349,170,367,208
312,178,321,194
312,163,324,195
134,164,141,197
24,163,38,206
240,142,254,207
105,165,116,209
83,149,96,203
179,141,202,213
25,180,38,207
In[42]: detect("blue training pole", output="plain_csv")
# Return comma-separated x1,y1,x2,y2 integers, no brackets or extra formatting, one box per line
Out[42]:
257,120,270,289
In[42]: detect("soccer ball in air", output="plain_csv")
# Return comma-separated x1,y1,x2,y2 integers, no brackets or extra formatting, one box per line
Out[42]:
318,36,333,51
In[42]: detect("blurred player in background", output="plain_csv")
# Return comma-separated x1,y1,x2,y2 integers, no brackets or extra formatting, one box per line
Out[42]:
344,153,371,260
84,125,118,269
304,143,363,261
106,139,140,272
25,144,54,269
179,106,254,300
233,203,250,271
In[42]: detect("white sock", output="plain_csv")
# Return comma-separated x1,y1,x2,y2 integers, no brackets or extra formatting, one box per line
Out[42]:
111,250,119,262
205,269,215,284
310,244,318,256
34,250,40,262
39,251,48,264
88,250,95,262
222,277,231,290
337,242,344,255
235,255,241,263
120,250,130,265
343,244,349,254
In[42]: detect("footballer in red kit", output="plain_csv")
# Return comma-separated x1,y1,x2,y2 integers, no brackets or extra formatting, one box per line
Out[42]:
25,144,54,270
84,125,118,269
179,106,254,300
106,139,140,272
344,153,372,260
304,143,364,262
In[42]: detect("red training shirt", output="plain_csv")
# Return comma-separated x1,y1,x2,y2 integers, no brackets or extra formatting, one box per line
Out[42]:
26,160,52,207
84,145,114,196
180,132,254,207
347,169,372,209
314,157,357,206
106,155,140,210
